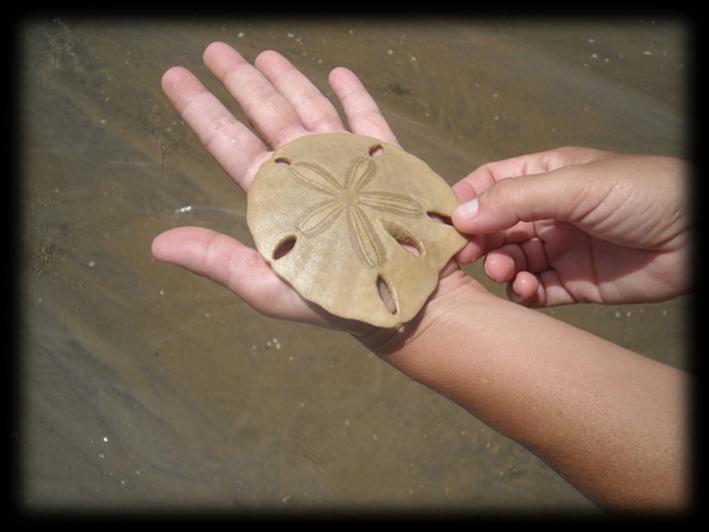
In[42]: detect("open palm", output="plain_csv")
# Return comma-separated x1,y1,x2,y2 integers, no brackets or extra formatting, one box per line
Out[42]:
152,42,466,336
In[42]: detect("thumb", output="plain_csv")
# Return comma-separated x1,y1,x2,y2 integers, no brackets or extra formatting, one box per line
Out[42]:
452,167,584,234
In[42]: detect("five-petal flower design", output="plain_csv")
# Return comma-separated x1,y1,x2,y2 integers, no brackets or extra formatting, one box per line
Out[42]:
287,157,423,267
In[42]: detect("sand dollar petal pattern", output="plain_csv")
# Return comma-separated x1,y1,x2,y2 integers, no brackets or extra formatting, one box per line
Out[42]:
247,132,467,328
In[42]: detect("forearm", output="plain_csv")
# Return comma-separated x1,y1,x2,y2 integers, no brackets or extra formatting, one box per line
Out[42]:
361,271,689,510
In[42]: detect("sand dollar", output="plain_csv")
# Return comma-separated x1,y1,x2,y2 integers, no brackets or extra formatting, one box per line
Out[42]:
247,132,466,328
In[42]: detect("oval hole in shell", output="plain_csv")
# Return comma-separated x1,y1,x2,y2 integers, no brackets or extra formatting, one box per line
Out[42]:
369,144,384,157
426,211,454,226
383,220,424,257
272,235,297,260
376,275,398,315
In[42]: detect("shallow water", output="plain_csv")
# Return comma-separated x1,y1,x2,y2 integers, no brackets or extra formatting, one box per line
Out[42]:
19,18,690,511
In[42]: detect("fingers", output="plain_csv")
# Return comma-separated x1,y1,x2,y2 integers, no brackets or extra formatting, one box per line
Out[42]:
452,167,587,235
254,50,345,134
329,67,399,145
454,218,538,265
483,232,546,275
507,270,577,308
507,271,542,304
484,244,527,284
254,51,399,147
451,150,566,210
151,226,319,322
161,66,269,191
158,45,408,330
451,146,607,203
203,42,309,148
454,236,486,264
167,42,400,172
450,152,571,258
480,238,578,308
483,256,576,308
451,147,613,236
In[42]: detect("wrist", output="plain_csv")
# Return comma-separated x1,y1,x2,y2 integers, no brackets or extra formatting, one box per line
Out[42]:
355,269,492,359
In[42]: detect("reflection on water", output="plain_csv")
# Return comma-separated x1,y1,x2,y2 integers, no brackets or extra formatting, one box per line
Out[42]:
20,19,689,510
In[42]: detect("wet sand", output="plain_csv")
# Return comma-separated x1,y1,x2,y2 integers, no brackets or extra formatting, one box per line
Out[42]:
19,18,689,511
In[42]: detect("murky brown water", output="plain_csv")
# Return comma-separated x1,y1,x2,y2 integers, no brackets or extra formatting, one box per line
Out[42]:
19,18,690,511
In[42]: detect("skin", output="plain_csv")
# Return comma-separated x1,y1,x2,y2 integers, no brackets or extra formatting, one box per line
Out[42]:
451,148,692,307
152,42,691,511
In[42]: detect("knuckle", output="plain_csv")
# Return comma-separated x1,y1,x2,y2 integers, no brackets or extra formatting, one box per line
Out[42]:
349,108,384,130
200,232,231,274
489,176,520,205
203,114,238,149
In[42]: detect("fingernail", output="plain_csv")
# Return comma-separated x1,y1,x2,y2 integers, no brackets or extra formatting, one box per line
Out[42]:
454,198,478,220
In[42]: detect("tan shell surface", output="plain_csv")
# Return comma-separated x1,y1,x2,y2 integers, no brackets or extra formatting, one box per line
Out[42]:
246,133,467,328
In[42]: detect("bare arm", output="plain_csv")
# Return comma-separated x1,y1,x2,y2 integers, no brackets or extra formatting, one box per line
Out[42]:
152,43,689,512
361,270,689,511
